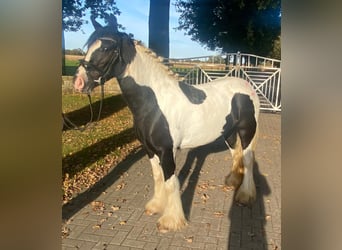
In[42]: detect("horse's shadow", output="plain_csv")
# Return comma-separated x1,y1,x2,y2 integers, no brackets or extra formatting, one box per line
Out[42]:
178,137,227,219
62,94,127,131
62,127,137,178
62,147,145,222
227,160,271,249
177,138,271,249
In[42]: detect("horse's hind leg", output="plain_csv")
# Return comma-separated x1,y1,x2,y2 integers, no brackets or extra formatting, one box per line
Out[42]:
225,134,244,189
224,93,258,206
235,134,257,206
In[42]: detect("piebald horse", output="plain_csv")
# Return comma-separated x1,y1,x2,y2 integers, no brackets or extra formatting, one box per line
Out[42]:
74,16,260,233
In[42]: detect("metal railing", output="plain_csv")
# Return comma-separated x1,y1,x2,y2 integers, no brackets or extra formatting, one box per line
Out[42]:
165,52,281,112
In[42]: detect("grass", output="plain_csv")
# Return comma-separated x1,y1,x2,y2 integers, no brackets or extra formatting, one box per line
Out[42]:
63,55,83,76
62,92,141,203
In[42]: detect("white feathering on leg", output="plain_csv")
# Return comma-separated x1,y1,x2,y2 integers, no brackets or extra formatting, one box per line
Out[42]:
157,175,187,233
145,155,167,215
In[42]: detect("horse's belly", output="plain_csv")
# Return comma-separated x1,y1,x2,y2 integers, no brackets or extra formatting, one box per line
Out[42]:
176,111,227,149
179,131,222,148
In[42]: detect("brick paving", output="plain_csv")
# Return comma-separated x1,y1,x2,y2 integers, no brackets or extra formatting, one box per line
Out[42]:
62,112,281,250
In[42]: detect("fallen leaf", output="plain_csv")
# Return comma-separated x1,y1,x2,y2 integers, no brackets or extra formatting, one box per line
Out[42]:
248,232,255,237
213,211,224,217
197,182,209,191
184,236,194,243
116,182,126,190
92,224,101,229
119,220,127,225
201,193,210,202
91,201,105,211
111,205,120,211
61,226,70,238
222,185,234,192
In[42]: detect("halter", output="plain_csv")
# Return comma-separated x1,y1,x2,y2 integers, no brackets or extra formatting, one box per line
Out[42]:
80,37,120,86
62,37,119,131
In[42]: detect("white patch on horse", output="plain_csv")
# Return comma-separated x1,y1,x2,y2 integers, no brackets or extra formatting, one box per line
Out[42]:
85,40,102,62
75,65,88,84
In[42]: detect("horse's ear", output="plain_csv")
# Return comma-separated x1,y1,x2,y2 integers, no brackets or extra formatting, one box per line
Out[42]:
91,15,102,30
105,14,118,32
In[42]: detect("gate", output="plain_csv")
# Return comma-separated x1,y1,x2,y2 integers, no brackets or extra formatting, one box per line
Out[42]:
166,53,281,112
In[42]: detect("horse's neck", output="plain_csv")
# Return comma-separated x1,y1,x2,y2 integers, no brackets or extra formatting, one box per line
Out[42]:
123,45,177,90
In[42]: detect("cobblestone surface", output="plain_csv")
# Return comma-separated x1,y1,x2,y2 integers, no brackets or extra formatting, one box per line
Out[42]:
62,112,281,249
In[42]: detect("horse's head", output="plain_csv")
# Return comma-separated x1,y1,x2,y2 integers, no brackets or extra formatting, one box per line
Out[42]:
74,15,136,93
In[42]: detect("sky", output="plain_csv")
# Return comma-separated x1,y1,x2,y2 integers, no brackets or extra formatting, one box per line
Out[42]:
64,0,217,58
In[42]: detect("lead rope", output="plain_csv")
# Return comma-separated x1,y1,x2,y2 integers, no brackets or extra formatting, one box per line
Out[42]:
62,84,104,132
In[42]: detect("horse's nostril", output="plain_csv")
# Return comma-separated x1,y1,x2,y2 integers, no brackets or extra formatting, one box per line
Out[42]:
74,76,84,91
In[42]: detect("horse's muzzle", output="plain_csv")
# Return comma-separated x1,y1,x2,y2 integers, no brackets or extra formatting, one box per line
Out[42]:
74,76,85,92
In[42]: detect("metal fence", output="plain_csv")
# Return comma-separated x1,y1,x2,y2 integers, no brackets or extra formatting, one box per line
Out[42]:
165,52,281,112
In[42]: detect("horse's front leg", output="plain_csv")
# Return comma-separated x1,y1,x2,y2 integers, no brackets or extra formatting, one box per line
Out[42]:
157,173,187,233
145,150,187,232
145,155,167,215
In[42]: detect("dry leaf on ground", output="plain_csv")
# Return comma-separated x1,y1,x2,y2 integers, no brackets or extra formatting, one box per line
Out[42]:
184,236,194,243
213,211,224,217
91,201,105,211
111,205,121,211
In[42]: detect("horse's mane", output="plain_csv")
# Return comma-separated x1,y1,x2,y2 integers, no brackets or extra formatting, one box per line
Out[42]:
134,41,181,81
85,27,181,81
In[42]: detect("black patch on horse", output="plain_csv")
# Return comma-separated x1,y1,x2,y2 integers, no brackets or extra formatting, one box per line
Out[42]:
119,76,175,180
178,82,206,104
222,93,256,150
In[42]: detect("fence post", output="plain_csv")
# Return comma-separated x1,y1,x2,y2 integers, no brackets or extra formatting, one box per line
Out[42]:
236,51,241,66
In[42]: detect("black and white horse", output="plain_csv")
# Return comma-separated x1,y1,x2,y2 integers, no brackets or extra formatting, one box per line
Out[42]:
74,16,260,232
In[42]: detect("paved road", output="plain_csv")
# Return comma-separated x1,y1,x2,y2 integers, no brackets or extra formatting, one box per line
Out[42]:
62,112,281,250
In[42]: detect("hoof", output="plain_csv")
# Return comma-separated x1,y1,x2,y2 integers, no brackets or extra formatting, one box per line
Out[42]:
145,199,165,216
157,215,187,233
225,172,243,189
235,186,256,206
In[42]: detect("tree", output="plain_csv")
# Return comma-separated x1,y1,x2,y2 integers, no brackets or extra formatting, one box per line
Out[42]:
62,0,120,74
269,35,281,59
63,0,172,65
175,0,281,57
62,0,120,32
148,0,171,58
